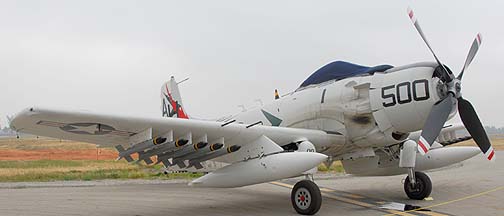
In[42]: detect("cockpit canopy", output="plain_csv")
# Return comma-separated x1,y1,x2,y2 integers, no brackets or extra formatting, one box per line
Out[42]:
299,61,393,88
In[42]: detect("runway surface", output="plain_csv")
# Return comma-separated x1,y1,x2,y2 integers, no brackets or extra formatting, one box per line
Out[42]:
0,152,501,216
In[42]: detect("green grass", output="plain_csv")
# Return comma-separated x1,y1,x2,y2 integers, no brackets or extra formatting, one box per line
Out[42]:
0,138,98,150
0,168,203,182
317,161,345,173
0,159,343,182
0,160,84,169
0,160,203,182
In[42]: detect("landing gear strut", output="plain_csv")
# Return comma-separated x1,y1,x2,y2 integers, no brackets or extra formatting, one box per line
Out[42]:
291,180,322,215
404,171,432,200
400,140,433,200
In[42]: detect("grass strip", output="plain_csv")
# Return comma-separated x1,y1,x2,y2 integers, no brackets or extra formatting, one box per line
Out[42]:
0,160,202,182
317,161,345,173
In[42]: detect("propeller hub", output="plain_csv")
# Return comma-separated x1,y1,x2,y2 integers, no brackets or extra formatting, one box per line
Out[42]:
446,79,462,98
436,80,448,98
434,64,462,99
455,81,462,95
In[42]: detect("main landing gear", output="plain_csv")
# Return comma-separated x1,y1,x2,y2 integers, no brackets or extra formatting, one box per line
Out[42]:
291,180,322,215
404,171,432,200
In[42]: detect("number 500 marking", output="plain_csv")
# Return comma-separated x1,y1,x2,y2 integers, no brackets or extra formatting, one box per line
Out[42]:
381,79,430,107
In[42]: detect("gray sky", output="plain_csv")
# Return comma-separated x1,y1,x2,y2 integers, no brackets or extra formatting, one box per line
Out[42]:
1,0,503,128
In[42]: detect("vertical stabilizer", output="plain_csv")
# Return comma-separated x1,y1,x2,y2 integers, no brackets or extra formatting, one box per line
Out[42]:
161,76,189,119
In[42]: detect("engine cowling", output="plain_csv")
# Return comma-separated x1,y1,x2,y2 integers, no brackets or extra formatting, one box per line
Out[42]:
369,62,445,135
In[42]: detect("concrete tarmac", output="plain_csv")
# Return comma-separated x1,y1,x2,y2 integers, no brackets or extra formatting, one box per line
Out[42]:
0,152,501,216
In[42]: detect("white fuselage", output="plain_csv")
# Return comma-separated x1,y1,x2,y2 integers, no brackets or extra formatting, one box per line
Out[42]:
229,62,452,157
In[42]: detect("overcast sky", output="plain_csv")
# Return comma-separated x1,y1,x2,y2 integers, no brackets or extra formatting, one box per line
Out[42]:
1,0,503,128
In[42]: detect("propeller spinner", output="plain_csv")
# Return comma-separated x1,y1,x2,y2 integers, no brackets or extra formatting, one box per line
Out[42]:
407,8,494,160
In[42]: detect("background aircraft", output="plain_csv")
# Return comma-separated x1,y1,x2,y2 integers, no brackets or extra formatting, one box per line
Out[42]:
9,8,493,215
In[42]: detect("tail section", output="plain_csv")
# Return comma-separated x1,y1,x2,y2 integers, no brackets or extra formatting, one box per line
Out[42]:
161,76,189,119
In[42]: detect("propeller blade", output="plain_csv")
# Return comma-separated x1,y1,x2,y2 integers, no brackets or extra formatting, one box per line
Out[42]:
457,33,483,80
407,8,446,70
458,98,495,160
417,96,456,155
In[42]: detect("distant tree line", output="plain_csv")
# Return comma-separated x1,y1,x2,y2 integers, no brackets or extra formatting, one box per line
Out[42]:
0,126,14,136
455,125,504,137
484,126,504,135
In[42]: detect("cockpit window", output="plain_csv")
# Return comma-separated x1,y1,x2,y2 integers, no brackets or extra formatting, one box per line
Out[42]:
299,61,393,89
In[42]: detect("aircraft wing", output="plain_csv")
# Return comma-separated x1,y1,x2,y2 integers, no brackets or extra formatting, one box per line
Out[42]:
10,107,343,164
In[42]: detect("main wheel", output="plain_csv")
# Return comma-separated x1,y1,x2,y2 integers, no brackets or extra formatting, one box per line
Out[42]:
291,180,322,215
404,171,432,200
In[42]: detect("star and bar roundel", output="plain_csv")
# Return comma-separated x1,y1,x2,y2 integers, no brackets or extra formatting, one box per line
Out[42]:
37,120,136,137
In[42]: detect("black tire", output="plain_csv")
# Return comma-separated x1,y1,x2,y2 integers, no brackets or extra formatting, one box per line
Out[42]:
404,171,432,200
291,180,322,215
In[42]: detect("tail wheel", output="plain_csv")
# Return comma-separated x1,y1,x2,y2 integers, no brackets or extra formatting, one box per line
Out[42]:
404,171,432,200
291,180,322,215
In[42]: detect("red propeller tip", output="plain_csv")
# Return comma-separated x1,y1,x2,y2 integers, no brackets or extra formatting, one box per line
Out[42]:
407,8,416,23
485,147,495,161
417,136,429,154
